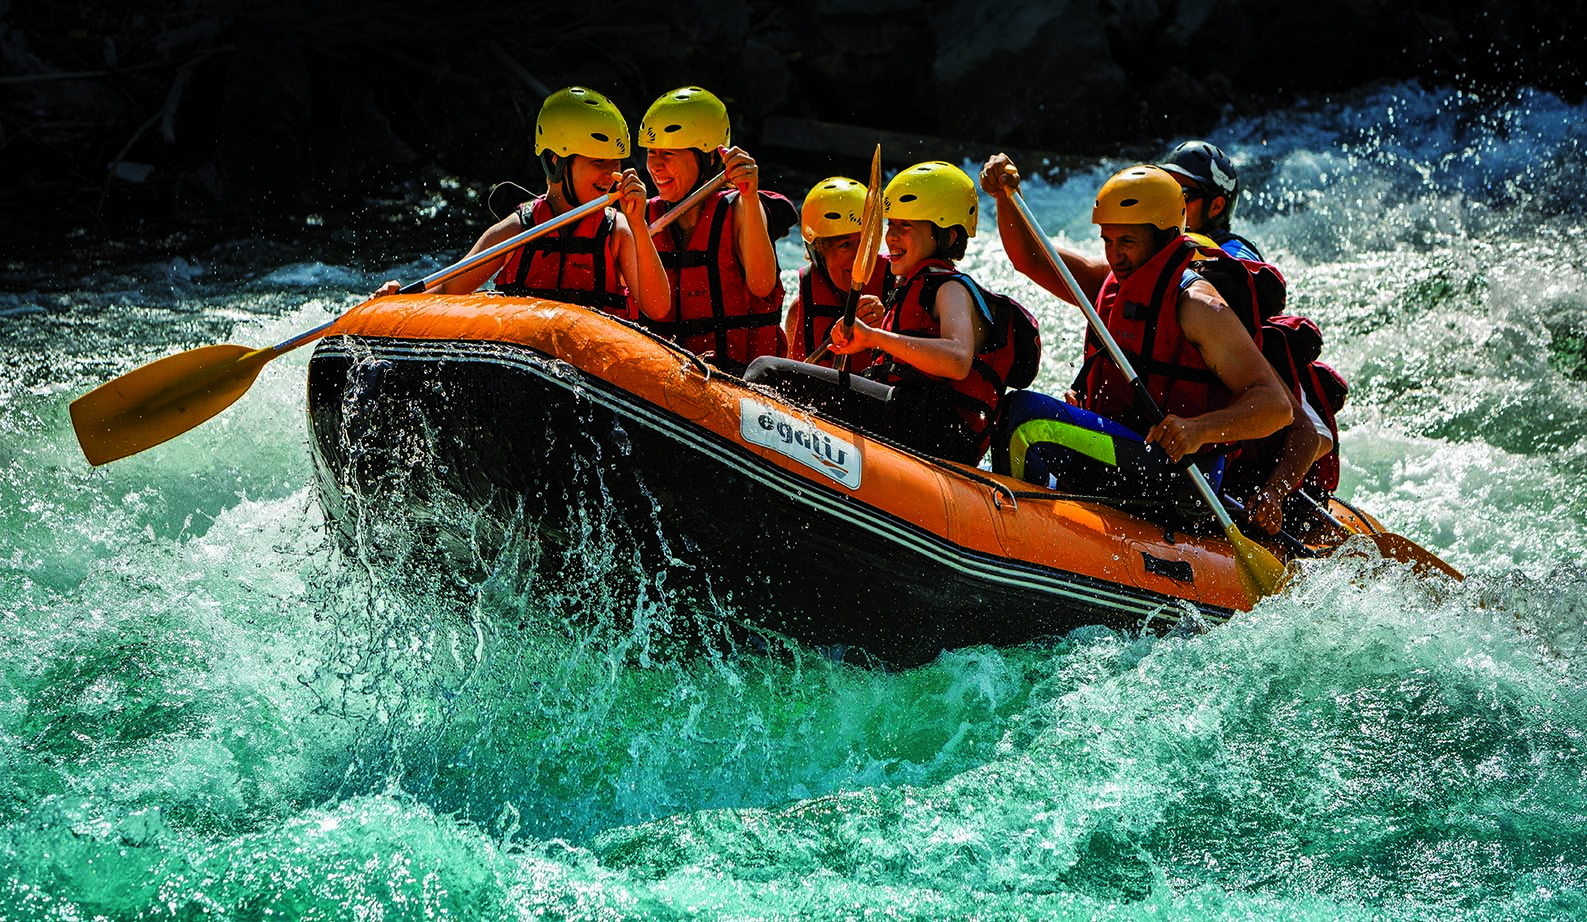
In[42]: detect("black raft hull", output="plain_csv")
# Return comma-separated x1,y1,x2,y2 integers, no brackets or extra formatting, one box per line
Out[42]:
306,295,1249,667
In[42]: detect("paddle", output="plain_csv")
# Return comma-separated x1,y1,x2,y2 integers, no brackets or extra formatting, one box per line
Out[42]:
1293,490,1464,580
1004,189,1289,601
647,170,729,235
831,145,886,376
70,190,621,467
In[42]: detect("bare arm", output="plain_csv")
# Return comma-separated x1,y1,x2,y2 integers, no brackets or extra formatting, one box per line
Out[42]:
979,153,1109,305
372,212,520,298
828,281,987,380
723,146,780,298
1246,388,1323,534
611,168,670,321
1146,281,1293,460
782,294,801,347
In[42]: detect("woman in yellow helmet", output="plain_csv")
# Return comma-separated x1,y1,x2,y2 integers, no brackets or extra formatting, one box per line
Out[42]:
827,161,1021,464
375,87,668,322
783,176,889,367
979,153,1294,522
638,86,798,374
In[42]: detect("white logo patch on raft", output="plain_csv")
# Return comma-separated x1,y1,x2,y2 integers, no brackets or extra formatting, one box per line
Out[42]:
740,399,862,490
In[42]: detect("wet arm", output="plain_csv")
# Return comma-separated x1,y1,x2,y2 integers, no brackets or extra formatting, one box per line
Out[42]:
1248,390,1323,534
431,212,520,294
733,194,780,298
832,282,983,380
613,170,671,321
1148,283,1293,458
980,153,1108,304
722,147,780,298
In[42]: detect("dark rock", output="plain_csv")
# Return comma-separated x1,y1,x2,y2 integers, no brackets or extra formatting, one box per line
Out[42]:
1,0,1583,254
213,25,313,212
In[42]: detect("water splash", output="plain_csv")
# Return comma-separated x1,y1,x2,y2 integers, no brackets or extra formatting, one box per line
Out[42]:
4,81,1587,918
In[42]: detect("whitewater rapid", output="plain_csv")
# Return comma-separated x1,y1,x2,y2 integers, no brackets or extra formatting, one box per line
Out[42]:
2,81,1585,919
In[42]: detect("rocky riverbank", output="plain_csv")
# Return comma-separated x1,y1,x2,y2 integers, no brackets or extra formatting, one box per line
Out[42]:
3,0,1580,259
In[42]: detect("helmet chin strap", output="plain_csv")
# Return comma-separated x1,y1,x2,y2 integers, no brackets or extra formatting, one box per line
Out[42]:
540,151,563,185
680,148,724,200
1206,195,1232,228
540,152,581,207
807,243,836,288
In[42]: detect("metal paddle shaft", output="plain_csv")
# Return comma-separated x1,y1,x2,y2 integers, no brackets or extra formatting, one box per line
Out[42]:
70,191,620,467
648,171,729,235
400,191,619,296
1005,189,1288,599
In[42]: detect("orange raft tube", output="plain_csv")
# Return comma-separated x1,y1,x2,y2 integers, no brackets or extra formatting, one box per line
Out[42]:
305,294,1382,667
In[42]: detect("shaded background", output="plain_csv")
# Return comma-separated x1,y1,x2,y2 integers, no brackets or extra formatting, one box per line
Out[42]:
2,0,1582,262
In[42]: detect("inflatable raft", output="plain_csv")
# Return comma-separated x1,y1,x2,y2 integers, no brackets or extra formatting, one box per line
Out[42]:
305,294,1383,667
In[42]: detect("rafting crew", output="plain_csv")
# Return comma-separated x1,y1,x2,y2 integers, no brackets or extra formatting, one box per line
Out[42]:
783,176,889,368
638,86,799,376
366,89,1344,532
1160,139,1264,263
980,156,1295,520
1157,140,1350,533
373,86,668,321
826,161,1031,465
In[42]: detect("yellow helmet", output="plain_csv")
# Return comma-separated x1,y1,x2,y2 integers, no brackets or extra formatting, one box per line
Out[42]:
535,86,630,160
639,86,730,152
883,161,978,236
800,176,866,243
1092,164,1185,231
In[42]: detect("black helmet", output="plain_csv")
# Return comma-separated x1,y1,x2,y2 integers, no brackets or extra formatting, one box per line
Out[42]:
1160,140,1239,225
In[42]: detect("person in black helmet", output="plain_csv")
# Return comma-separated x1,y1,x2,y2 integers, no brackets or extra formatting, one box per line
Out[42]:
1164,142,1346,536
1160,140,1264,263
977,155,1293,521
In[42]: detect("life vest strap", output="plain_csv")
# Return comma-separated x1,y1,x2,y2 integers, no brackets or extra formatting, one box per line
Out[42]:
511,286,628,312
649,308,783,338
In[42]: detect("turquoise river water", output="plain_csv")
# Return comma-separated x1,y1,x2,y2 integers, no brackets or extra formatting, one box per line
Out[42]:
3,82,1587,919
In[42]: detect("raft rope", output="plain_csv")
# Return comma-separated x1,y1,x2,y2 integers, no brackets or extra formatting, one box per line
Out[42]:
601,310,714,380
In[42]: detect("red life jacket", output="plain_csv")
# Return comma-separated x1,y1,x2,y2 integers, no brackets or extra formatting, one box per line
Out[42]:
1302,360,1348,493
1267,314,1348,494
871,259,1017,452
1219,323,1306,499
643,188,787,369
1218,314,1349,498
1081,238,1251,433
495,195,629,317
786,256,891,369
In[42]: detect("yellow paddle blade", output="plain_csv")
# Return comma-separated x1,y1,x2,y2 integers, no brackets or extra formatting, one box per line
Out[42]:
1327,533,1464,581
1227,525,1290,601
69,343,276,466
851,144,884,290
1368,533,1464,580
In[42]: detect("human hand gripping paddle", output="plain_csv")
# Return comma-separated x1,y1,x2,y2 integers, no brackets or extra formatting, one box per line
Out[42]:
70,190,621,467
807,144,885,370
1004,189,1289,601
834,145,885,377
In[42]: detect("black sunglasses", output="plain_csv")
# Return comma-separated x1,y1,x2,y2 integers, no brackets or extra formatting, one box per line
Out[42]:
1182,186,1206,202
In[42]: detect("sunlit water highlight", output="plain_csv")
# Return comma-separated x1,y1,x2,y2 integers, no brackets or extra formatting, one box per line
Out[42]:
2,82,1586,918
